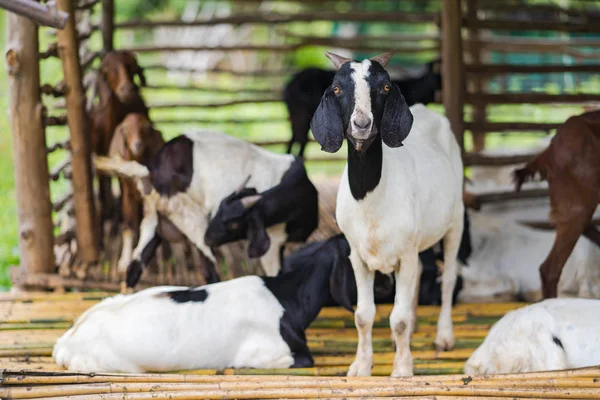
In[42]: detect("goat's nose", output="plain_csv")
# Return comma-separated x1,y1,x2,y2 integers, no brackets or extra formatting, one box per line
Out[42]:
353,116,372,130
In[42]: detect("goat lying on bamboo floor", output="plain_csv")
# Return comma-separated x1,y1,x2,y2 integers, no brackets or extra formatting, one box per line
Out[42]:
458,210,600,304
52,245,356,373
514,110,600,298
464,298,600,374
90,50,148,231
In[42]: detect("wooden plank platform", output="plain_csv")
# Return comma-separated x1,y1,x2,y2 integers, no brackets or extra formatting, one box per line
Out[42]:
0,291,524,376
1,292,599,399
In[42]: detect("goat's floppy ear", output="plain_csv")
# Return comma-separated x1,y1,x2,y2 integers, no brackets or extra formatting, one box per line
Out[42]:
109,125,129,159
380,82,413,148
246,212,270,258
329,252,356,313
310,87,344,153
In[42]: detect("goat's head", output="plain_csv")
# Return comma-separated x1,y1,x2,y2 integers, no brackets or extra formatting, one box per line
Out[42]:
99,50,146,104
110,113,162,162
204,177,270,258
310,50,414,153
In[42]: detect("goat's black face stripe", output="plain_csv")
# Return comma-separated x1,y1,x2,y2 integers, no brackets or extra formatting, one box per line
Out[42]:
331,63,356,132
166,288,209,303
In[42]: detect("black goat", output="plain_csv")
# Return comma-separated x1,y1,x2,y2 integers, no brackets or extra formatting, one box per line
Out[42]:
283,60,441,157
204,157,319,268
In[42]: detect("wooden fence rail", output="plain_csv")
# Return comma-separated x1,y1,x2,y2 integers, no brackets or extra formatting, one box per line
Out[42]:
0,0,69,29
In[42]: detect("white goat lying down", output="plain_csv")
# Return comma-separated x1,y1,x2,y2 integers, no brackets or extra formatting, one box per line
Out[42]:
458,210,600,303
464,298,600,374
53,250,355,373
310,51,464,377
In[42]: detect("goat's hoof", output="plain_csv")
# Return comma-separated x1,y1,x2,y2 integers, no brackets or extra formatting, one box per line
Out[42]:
434,332,455,352
347,358,373,376
390,365,414,377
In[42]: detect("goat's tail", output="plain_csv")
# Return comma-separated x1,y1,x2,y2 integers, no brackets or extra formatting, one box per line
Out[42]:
93,155,149,179
512,149,550,192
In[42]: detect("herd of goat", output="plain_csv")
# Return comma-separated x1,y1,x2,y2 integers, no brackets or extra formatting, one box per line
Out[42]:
53,49,600,377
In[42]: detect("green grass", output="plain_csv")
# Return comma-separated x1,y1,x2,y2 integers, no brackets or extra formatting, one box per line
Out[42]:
0,8,595,290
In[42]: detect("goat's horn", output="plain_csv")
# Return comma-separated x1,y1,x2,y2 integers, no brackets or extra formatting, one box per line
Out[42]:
369,50,396,67
236,175,252,194
325,51,351,70
240,195,261,209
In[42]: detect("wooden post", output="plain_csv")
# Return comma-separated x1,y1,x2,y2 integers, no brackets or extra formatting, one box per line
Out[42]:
441,0,466,152
102,0,114,52
5,9,56,275
56,0,100,263
466,0,486,152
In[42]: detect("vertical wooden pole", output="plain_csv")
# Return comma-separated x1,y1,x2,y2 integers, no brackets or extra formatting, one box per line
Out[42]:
441,0,466,152
56,0,100,263
102,0,114,52
466,0,487,152
5,10,55,275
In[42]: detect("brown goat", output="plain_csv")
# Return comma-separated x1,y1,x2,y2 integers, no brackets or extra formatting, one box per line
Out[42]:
109,113,164,272
513,110,600,298
90,50,149,230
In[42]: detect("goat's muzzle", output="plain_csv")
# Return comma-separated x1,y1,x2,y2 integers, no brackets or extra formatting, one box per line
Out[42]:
348,133,377,152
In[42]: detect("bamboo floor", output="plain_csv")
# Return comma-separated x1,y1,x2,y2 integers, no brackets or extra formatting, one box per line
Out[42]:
1,291,599,399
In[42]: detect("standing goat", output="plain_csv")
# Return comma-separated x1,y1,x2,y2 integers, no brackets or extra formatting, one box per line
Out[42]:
93,130,315,288
109,113,165,272
310,51,464,377
203,157,318,261
52,246,355,373
90,50,148,229
513,110,600,298
283,61,441,157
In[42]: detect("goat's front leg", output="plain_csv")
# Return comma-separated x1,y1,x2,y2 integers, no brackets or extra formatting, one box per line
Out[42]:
347,248,375,377
390,250,420,377
126,201,160,287
259,224,287,276
435,212,464,351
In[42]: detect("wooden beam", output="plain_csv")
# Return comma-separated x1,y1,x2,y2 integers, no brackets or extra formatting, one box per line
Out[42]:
466,0,486,152
466,64,600,76
441,0,465,151
5,10,56,276
464,18,600,33
467,93,600,104
56,0,100,263
464,121,559,133
101,0,114,52
116,11,438,29
0,0,68,29
477,188,549,204
464,153,536,167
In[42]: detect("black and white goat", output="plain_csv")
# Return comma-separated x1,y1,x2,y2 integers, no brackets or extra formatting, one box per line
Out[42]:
93,130,317,288
283,61,441,157
310,51,464,377
204,157,318,257
281,212,471,307
52,244,355,373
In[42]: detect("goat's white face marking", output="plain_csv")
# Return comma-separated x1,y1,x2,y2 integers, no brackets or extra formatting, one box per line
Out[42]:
349,60,373,141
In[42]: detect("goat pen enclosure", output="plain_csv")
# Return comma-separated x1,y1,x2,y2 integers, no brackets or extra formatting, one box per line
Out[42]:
4,0,600,291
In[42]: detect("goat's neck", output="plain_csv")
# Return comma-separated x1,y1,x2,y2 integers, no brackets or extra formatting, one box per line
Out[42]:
346,136,383,201
263,264,333,330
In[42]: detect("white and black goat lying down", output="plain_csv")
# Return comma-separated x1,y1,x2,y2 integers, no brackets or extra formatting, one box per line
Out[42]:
53,246,355,373
464,298,600,374
459,210,600,303
93,130,318,288
203,157,318,258
283,60,441,157
310,51,464,377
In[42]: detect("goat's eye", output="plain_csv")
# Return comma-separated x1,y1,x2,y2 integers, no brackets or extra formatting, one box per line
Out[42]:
384,84,391,92
333,85,340,94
